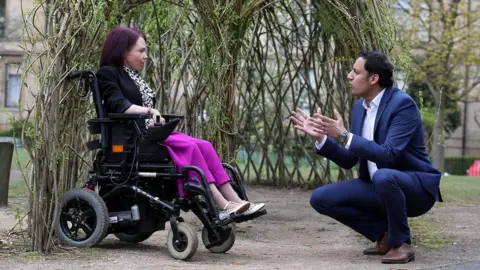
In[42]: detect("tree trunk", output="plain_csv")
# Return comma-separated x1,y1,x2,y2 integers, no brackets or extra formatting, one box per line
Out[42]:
431,89,446,173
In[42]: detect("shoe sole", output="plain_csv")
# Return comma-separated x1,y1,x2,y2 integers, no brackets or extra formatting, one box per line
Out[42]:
363,250,388,256
382,255,415,264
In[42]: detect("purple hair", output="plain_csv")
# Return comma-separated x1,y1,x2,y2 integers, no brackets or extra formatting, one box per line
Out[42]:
100,26,147,67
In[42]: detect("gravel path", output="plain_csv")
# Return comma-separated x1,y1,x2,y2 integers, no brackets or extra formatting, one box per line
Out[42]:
1,186,479,270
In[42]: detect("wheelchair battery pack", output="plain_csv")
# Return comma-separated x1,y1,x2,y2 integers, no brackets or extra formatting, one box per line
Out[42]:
108,210,137,225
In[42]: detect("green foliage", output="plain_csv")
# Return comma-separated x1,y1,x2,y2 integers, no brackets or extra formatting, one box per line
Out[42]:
407,79,461,136
396,0,480,171
0,119,34,146
191,0,267,161
314,1,404,64
444,156,480,175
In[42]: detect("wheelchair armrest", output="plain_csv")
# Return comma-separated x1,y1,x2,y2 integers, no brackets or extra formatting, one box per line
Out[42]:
87,118,116,123
162,114,184,120
144,118,180,142
108,113,150,120
68,70,95,80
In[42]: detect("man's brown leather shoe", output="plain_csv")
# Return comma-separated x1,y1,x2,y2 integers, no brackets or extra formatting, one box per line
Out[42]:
363,232,389,255
381,243,415,264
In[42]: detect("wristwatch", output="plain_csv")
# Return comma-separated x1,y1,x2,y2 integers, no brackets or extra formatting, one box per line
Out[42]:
338,130,349,145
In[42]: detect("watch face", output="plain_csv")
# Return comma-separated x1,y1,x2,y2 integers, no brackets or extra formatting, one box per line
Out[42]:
339,132,347,143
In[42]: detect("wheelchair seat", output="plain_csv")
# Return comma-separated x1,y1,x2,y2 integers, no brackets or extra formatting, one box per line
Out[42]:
102,118,180,164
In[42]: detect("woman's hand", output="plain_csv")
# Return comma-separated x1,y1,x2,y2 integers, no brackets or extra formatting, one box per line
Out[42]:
149,108,166,125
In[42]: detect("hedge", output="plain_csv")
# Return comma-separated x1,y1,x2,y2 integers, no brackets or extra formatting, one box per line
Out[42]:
444,156,480,175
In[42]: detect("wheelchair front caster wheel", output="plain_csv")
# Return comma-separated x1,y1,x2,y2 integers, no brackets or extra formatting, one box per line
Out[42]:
202,224,236,253
167,222,198,260
56,188,109,247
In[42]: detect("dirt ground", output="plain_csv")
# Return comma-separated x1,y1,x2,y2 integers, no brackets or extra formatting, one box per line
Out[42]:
1,185,480,270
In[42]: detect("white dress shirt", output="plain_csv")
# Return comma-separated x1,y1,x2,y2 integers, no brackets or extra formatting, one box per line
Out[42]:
315,89,385,180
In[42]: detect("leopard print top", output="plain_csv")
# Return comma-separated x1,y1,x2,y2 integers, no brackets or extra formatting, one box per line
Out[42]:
124,66,155,127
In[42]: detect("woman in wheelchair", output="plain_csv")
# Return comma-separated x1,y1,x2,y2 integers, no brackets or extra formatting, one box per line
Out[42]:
96,26,265,220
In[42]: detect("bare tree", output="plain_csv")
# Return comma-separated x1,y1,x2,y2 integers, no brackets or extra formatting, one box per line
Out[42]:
395,0,480,172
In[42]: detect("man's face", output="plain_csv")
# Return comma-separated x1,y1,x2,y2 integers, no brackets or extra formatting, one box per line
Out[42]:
347,57,377,97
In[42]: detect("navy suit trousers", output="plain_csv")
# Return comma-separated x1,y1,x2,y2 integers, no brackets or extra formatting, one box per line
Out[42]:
310,168,436,247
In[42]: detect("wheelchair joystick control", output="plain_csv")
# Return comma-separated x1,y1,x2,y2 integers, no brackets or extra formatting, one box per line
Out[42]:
131,205,140,221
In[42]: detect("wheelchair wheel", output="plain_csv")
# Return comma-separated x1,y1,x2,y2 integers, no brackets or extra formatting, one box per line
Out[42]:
201,224,235,253
56,188,109,247
167,222,198,261
114,232,154,243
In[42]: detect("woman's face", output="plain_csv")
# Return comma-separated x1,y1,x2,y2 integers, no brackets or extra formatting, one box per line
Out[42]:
124,37,147,71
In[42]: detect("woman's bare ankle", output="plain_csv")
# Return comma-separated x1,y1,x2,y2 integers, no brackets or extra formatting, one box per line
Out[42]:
222,201,244,210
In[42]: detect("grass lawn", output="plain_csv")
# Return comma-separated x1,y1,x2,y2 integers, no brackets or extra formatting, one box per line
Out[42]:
10,147,31,171
8,147,31,198
439,175,480,205
409,175,480,248
9,179,30,198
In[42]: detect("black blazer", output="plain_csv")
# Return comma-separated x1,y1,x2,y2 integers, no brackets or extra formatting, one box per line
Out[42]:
96,66,156,112
96,66,155,130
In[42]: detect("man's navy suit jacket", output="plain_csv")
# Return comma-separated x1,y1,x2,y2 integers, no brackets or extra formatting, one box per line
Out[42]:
317,87,442,201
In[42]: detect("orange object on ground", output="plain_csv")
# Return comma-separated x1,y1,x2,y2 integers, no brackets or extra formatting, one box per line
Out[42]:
467,160,480,176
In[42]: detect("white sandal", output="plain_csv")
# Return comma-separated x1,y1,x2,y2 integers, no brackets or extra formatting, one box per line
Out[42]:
242,201,265,216
219,201,250,220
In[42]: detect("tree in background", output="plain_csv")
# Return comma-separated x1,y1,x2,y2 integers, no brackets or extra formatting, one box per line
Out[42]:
407,76,462,148
394,0,480,172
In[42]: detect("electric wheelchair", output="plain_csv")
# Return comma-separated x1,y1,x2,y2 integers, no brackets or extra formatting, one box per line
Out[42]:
55,70,266,260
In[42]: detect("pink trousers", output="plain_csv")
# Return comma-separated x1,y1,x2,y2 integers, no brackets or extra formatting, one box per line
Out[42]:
160,131,230,197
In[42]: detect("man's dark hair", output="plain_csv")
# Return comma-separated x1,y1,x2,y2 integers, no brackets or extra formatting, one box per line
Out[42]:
358,50,394,88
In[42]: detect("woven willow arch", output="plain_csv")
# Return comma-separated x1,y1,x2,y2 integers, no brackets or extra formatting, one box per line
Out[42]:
19,0,402,252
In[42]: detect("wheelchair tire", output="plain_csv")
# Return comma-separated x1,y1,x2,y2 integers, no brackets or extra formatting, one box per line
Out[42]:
167,222,198,261
56,188,109,248
114,232,154,243
201,224,235,253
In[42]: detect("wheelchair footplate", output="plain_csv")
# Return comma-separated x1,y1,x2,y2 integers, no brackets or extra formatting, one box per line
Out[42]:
216,208,267,225
232,208,267,223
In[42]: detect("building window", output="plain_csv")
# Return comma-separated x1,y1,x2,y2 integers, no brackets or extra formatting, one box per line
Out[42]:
5,63,22,108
